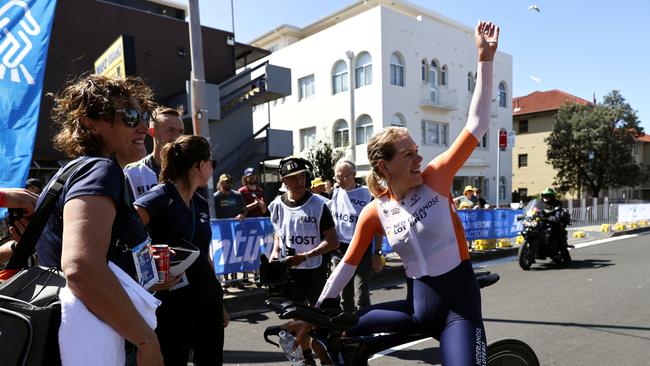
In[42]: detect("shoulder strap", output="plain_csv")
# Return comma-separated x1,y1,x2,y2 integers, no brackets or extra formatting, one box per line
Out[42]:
6,159,87,270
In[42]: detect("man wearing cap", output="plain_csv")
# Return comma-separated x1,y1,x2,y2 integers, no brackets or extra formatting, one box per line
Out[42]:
269,156,339,365
453,185,477,209
239,167,267,217
214,174,246,220
124,106,184,200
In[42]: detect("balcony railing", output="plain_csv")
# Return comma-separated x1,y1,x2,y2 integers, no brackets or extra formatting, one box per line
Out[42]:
420,85,457,110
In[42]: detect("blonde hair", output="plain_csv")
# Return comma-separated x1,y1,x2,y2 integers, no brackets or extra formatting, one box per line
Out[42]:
365,126,409,197
151,105,183,127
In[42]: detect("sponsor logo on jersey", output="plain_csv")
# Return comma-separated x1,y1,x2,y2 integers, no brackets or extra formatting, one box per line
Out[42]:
410,193,421,207
408,195,441,226
282,235,319,246
391,207,400,215
334,212,358,224
299,216,317,224
349,198,368,207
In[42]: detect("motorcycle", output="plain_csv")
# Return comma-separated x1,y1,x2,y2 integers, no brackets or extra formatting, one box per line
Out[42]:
517,199,572,270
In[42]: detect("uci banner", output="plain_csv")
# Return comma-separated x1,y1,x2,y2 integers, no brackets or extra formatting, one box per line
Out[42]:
457,209,524,240
210,218,275,275
0,1,57,195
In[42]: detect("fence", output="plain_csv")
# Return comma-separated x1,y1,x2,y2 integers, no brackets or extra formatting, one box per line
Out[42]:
568,203,619,229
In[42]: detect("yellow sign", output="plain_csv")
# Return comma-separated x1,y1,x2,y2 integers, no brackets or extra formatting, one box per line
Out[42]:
94,36,132,78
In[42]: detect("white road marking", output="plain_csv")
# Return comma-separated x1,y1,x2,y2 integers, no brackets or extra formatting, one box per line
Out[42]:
372,232,648,360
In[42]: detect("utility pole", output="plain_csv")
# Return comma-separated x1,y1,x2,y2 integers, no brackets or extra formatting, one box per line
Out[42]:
346,51,356,162
187,0,216,217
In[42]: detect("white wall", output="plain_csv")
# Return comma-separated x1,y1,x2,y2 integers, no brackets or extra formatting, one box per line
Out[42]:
252,4,513,203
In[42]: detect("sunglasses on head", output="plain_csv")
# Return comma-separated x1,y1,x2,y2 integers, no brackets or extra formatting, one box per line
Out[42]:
98,108,150,128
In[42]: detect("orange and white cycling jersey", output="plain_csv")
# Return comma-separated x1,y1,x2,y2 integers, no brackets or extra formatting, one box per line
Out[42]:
318,62,492,305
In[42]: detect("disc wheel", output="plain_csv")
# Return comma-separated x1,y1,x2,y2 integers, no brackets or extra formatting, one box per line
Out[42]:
487,338,539,366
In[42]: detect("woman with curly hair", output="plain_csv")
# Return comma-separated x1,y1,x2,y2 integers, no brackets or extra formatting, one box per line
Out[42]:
35,74,165,365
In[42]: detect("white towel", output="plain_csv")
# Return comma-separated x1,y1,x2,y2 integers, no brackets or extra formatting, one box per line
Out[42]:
58,262,161,366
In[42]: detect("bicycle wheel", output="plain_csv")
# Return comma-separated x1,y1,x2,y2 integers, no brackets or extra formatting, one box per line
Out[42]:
487,338,539,366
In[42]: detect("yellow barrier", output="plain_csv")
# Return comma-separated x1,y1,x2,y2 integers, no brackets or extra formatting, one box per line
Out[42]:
614,223,626,231
572,231,586,238
639,220,648,227
515,236,525,245
600,224,610,232
497,238,512,248
629,223,638,229
474,239,497,251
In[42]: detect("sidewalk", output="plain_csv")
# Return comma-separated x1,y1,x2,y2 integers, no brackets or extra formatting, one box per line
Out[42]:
224,225,649,316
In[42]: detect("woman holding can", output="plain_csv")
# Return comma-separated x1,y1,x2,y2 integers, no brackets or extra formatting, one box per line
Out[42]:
134,135,229,366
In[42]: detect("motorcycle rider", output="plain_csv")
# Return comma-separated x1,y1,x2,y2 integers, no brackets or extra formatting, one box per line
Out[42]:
528,187,569,262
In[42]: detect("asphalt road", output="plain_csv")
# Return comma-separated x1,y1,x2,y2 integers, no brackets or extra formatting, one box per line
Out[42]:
223,232,650,365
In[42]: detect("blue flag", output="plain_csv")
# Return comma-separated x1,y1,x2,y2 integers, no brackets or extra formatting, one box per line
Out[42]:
0,1,57,197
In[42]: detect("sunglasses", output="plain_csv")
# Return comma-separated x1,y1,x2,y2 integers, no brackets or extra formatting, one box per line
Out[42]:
99,108,150,128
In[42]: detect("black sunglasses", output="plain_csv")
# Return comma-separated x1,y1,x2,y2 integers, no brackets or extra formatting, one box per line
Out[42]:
98,108,150,128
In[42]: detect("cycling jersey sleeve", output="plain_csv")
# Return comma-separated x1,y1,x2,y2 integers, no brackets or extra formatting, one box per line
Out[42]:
423,62,493,192
317,200,382,306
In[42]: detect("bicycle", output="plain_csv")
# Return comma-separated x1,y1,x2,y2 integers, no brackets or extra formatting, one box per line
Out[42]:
259,256,539,365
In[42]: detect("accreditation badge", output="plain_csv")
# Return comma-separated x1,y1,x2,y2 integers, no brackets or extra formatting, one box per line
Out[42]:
131,238,159,290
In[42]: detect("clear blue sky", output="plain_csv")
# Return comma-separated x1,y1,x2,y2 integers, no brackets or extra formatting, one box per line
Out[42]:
188,0,649,131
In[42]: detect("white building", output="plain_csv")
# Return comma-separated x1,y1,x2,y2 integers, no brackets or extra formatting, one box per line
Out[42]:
250,0,513,204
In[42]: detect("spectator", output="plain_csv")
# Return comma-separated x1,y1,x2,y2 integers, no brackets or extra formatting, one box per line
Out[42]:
214,173,247,289
324,179,334,197
269,156,339,365
34,74,164,365
311,177,329,199
134,135,229,366
453,185,476,209
124,106,184,201
329,159,383,313
214,174,246,220
0,188,38,263
239,167,267,217
475,189,488,208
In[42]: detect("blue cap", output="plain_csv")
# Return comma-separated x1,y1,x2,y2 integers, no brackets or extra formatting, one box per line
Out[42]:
244,167,255,176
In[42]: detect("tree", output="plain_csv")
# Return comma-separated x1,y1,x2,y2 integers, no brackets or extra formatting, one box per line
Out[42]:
306,140,345,181
546,91,647,198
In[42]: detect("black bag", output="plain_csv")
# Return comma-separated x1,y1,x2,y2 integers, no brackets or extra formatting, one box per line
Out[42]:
0,160,84,366
0,267,65,366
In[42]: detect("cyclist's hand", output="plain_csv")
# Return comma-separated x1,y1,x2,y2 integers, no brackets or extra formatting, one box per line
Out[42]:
289,320,313,348
287,253,308,267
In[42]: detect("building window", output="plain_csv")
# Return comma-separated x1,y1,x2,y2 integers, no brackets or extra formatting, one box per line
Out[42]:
421,120,448,146
391,113,405,126
299,127,316,151
298,74,315,101
333,119,349,148
499,176,507,200
518,188,528,198
498,81,507,108
477,131,488,148
518,154,528,168
355,115,373,145
519,120,528,133
332,60,348,95
441,65,448,86
390,52,404,86
421,59,428,83
355,52,372,88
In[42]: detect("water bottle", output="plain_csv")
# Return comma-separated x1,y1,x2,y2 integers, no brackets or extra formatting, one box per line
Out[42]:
278,329,303,364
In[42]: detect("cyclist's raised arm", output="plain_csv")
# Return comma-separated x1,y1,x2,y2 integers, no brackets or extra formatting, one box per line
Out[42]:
423,21,499,190
316,200,383,307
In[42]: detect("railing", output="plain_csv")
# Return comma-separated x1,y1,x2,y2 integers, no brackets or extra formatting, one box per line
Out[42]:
420,85,457,110
568,204,619,230
217,123,271,176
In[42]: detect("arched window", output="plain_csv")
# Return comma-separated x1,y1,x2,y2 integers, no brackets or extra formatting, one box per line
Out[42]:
421,59,428,83
332,60,348,95
355,115,373,145
467,72,474,92
441,65,448,86
391,113,405,126
498,81,507,108
390,52,404,86
429,60,439,102
355,52,372,88
333,119,349,148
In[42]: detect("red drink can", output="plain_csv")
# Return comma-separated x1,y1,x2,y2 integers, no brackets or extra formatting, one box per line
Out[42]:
152,244,170,283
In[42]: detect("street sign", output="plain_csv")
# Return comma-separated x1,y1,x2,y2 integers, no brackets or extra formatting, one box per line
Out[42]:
507,130,516,148
498,128,507,149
